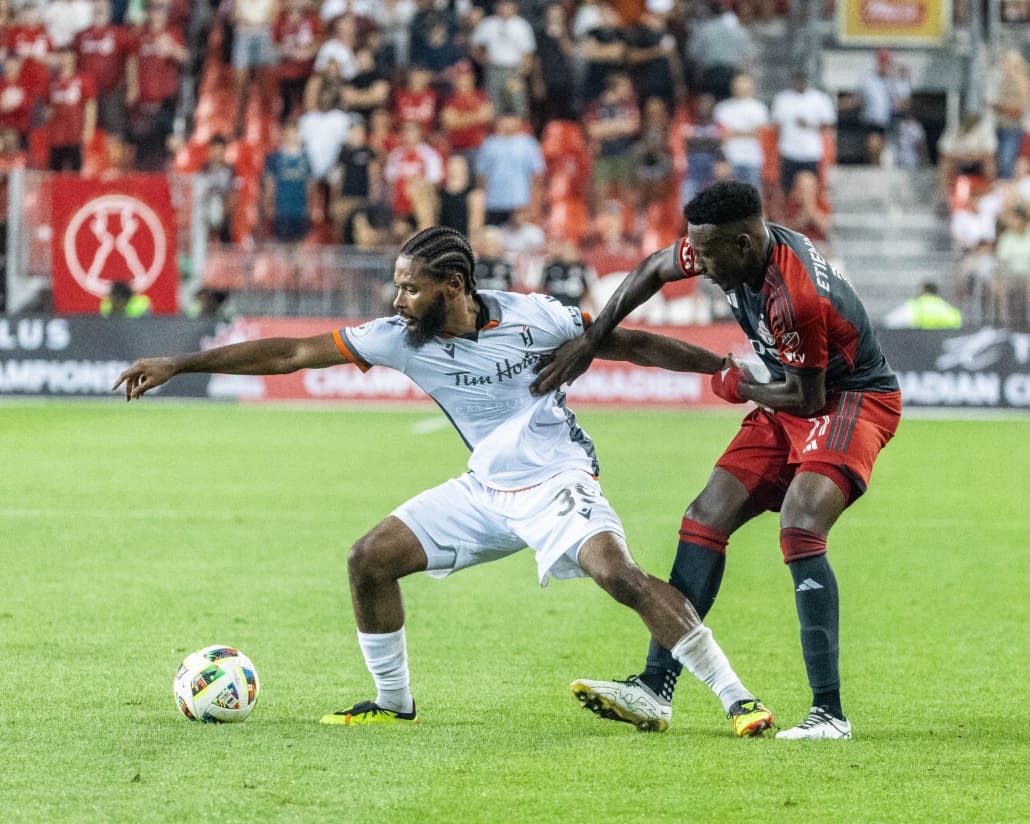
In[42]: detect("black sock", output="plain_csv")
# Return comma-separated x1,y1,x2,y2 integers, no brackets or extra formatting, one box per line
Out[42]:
788,554,843,718
641,538,726,700
813,689,844,720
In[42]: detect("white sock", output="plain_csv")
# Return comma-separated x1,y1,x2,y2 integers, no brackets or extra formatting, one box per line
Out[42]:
356,627,413,714
670,625,753,713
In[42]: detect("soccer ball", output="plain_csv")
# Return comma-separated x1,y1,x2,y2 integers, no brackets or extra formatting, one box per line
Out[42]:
173,645,260,723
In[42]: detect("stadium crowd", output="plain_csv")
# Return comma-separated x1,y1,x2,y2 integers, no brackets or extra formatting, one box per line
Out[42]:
0,0,1027,325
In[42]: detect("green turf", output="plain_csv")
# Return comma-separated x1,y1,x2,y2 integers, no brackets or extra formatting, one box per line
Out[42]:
1,401,1028,823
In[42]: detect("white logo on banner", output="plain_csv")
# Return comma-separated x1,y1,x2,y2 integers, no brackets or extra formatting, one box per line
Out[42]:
62,195,167,297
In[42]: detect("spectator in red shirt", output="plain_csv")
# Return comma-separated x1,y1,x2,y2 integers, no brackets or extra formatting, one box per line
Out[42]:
6,2,52,105
366,105,399,161
125,2,188,171
384,119,443,229
0,54,35,145
440,59,493,165
46,46,97,172
73,0,133,141
272,0,321,124
393,65,437,137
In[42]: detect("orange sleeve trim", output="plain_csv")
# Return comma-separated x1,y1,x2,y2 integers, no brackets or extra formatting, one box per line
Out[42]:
332,328,371,373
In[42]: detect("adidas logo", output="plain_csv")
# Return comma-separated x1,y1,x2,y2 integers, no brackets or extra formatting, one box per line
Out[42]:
795,578,824,592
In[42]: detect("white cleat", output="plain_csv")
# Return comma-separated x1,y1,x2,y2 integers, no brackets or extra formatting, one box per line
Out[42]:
775,706,853,740
569,675,672,732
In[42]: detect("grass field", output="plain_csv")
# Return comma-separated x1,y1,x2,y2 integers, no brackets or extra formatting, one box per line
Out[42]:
1,401,1028,823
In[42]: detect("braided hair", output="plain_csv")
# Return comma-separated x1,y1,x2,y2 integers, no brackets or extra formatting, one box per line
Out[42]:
400,226,477,294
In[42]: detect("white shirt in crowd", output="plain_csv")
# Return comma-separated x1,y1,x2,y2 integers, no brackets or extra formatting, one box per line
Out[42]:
298,108,352,180
713,96,769,168
314,39,359,77
771,86,836,162
470,13,536,68
43,0,93,48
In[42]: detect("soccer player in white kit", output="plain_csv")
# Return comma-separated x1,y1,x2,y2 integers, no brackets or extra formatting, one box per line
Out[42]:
114,227,774,736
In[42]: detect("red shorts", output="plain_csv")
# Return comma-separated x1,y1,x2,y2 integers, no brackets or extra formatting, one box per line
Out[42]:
716,390,902,511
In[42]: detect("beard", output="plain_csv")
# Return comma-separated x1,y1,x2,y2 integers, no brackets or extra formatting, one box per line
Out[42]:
403,293,449,349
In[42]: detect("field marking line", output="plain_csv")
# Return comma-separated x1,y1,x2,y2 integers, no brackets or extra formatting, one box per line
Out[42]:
410,417,449,435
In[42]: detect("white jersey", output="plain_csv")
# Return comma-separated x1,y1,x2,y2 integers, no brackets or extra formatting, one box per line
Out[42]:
337,291,597,491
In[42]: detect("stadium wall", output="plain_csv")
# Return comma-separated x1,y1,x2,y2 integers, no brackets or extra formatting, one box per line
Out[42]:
1,316,1028,410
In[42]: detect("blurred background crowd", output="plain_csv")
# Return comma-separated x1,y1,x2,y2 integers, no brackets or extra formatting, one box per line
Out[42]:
0,0,1028,329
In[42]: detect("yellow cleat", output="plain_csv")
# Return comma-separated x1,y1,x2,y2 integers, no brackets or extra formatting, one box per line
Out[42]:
320,700,418,726
729,698,774,737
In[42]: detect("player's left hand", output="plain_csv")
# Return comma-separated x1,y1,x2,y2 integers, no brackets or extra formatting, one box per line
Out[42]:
710,361,748,404
531,336,596,395
113,357,177,401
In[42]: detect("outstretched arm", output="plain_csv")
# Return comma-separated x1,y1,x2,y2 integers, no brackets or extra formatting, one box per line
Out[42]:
113,333,347,401
598,328,727,374
530,244,689,394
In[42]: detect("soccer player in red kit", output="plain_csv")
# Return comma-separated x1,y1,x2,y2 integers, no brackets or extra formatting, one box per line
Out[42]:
533,180,902,739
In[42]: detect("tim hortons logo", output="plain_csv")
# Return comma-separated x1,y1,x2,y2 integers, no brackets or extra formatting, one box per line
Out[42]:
62,195,167,297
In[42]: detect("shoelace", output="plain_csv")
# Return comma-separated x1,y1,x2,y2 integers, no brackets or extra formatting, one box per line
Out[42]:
797,708,834,728
340,701,383,717
727,699,764,719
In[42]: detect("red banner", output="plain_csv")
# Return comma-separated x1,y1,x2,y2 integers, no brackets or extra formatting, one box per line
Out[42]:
50,175,179,314
202,318,752,408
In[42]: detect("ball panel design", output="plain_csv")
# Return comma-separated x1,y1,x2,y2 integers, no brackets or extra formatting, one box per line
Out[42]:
173,646,259,723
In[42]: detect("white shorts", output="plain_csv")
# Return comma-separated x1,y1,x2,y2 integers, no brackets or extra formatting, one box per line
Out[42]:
391,470,625,586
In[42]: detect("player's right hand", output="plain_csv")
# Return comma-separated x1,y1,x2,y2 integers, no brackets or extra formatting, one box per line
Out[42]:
530,336,596,395
710,362,748,404
113,357,177,401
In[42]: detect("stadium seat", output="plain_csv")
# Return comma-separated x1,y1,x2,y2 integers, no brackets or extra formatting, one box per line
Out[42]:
541,120,591,200
172,140,209,174
28,126,49,170
540,120,587,162
950,174,988,212
641,201,682,255
251,249,296,290
81,131,110,179
820,130,837,183
546,197,590,244
201,247,247,291
758,125,780,187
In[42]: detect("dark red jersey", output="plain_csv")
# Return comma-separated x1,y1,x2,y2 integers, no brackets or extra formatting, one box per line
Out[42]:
130,28,184,102
0,73,35,135
5,24,51,99
48,73,96,146
675,223,899,395
273,12,321,81
74,24,133,95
